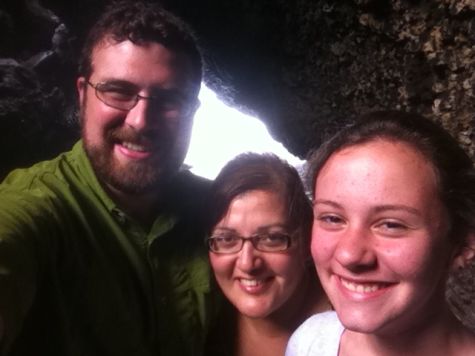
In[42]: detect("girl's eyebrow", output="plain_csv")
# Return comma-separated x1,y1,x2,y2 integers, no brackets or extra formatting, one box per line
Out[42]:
313,200,342,209
373,204,421,216
314,199,421,217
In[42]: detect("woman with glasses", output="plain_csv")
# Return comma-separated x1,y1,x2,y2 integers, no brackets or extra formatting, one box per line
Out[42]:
204,152,330,356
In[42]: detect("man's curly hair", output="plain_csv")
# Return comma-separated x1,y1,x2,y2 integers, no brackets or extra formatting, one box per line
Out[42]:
78,0,202,86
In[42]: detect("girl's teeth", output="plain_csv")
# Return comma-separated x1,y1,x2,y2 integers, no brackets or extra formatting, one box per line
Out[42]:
341,279,381,293
240,279,261,287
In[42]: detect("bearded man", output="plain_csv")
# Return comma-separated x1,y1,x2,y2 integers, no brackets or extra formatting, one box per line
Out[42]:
0,1,214,355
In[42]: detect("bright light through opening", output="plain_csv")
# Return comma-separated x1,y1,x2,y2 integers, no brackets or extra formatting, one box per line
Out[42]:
184,84,304,180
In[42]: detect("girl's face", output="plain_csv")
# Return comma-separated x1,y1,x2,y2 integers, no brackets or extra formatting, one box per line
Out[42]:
209,190,308,319
311,139,455,336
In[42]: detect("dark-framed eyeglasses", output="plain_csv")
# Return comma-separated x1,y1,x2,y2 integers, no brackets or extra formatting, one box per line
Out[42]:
86,80,195,115
206,232,292,254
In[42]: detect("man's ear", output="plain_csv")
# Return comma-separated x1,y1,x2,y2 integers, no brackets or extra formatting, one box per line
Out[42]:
77,77,86,106
451,232,475,271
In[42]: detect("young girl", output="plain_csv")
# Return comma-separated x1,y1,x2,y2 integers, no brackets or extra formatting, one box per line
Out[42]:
287,111,475,356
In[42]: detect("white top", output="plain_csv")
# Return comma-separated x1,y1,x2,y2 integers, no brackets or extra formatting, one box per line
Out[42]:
286,311,344,356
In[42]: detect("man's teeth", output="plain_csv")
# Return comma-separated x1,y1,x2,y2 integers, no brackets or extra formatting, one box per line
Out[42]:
240,279,262,287
341,279,383,293
122,142,147,152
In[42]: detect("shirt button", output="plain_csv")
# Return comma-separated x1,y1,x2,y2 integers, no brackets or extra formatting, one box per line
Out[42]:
112,209,127,225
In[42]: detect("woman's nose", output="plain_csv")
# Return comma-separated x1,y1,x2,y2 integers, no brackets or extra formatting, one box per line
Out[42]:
236,240,263,272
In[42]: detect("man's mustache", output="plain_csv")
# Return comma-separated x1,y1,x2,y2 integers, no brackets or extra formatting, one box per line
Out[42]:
107,127,169,148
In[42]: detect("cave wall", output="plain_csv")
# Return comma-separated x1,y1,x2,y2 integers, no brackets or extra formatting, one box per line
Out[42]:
1,0,474,327
1,0,474,157
162,0,475,159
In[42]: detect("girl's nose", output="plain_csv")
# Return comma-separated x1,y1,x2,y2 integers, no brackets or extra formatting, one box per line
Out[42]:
334,226,377,272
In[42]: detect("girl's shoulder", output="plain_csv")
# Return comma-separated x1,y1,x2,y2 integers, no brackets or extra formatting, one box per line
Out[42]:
286,311,344,356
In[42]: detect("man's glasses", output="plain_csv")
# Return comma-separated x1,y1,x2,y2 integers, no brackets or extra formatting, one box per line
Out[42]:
206,232,292,254
86,80,195,115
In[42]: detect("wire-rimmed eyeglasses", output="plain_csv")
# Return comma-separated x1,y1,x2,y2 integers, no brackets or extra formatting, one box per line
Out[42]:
206,232,292,254
86,80,195,115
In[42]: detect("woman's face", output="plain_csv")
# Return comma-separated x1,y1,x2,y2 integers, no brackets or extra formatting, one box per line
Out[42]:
311,139,455,336
209,189,308,319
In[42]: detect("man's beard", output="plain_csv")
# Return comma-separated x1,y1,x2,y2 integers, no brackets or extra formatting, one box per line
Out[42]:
85,139,173,195
81,113,185,196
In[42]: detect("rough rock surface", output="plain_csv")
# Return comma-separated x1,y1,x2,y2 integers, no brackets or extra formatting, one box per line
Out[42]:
1,0,474,327
164,0,475,159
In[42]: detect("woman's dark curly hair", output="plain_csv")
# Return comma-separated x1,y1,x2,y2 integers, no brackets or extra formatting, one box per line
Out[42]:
206,152,313,243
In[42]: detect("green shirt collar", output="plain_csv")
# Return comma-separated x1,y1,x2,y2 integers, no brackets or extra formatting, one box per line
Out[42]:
72,141,179,238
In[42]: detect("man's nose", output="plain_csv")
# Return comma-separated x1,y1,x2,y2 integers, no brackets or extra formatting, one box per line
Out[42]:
124,97,158,131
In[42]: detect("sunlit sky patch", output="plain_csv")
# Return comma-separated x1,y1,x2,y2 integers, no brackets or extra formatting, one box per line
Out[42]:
184,85,305,180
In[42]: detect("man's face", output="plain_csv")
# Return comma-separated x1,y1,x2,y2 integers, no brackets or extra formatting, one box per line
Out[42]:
77,38,199,195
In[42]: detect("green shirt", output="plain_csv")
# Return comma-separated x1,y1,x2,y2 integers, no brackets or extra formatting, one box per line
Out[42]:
0,141,212,356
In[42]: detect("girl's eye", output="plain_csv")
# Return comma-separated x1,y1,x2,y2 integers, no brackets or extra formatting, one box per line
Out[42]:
315,214,345,230
322,215,342,223
375,220,409,236
384,221,405,229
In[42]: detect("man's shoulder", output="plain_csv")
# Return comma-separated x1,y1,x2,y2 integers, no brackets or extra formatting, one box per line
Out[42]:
2,155,65,194
1,141,87,192
0,142,94,215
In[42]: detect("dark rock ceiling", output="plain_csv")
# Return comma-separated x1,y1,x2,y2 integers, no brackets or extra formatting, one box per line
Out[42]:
165,0,475,161
1,0,475,325
2,0,474,158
